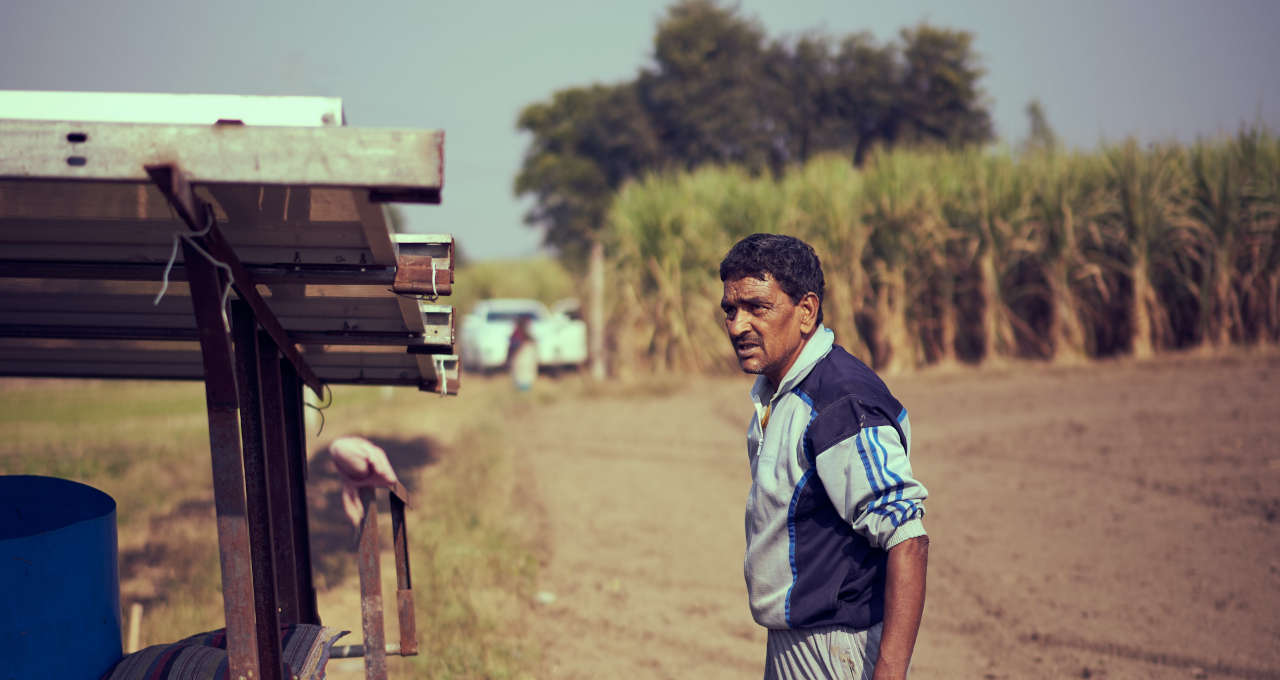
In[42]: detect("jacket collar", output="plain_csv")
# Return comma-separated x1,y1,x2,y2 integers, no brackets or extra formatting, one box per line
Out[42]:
749,325,835,406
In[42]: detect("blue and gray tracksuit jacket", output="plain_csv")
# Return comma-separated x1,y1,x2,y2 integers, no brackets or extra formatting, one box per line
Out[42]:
744,326,927,631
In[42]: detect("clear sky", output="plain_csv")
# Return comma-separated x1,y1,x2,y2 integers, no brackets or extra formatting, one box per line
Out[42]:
2,0,1277,261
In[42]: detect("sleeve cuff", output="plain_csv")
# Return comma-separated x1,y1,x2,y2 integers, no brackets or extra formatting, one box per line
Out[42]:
884,518,927,551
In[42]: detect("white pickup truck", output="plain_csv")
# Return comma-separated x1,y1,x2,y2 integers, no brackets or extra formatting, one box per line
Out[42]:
460,298,588,373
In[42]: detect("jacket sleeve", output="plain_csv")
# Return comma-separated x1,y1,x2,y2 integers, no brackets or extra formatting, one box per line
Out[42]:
811,408,927,550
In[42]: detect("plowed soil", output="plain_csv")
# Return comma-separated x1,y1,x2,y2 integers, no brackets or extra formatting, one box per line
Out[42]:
510,353,1280,679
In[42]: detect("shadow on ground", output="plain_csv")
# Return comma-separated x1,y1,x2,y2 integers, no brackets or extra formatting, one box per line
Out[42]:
118,498,219,613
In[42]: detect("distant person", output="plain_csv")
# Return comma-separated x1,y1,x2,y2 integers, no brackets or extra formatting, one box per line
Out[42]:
508,316,538,392
719,234,929,680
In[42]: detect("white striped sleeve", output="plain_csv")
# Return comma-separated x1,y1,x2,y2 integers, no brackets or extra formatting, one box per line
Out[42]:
813,421,928,550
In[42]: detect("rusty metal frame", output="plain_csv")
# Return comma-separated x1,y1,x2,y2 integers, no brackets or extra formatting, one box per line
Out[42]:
148,167,305,680
356,487,388,679
258,334,302,625
2,106,442,679
182,237,265,680
162,174,421,679
329,485,418,672
390,492,418,655
281,361,321,625
230,301,285,680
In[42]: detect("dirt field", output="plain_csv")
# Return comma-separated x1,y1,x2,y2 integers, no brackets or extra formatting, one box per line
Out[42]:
502,352,1280,679
10,351,1275,679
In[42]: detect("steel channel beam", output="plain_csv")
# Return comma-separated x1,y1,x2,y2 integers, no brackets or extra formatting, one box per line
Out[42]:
390,494,418,656
0,260,399,285
357,488,387,679
327,643,407,660
0,325,198,341
281,363,320,624
182,240,262,680
0,325,438,348
391,254,453,296
257,331,301,625
231,301,285,680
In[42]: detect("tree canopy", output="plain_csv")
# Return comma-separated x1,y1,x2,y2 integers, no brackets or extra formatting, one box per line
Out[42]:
515,0,995,254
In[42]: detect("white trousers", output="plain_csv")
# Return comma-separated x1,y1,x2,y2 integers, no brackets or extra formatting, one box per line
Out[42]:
763,623,884,680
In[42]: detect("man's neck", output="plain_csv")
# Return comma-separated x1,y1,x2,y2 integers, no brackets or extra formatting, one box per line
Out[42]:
764,330,816,390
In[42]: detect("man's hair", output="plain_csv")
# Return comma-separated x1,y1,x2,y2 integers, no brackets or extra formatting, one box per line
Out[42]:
719,233,824,325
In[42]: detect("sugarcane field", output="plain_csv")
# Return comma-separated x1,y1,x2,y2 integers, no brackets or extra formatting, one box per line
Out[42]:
3,2,1279,679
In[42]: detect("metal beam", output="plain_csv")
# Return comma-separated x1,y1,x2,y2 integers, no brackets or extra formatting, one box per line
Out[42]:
1,119,443,199
257,331,301,625
0,295,454,346
0,260,399,285
0,326,450,351
231,301,284,680
280,362,319,624
356,488,387,680
391,493,418,656
392,254,454,297
0,342,450,385
146,164,325,395
183,239,261,680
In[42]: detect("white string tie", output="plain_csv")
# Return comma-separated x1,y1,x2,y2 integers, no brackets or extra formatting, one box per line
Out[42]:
433,356,448,397
154,206,234,332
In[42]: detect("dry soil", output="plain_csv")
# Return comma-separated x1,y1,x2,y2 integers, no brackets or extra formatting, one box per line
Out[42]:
508,353,1280,680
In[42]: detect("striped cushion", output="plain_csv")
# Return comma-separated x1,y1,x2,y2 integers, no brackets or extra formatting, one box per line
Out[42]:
102,624,349,680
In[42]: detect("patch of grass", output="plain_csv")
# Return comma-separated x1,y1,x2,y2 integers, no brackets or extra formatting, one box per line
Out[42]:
396,423,541,679
1,377,545,678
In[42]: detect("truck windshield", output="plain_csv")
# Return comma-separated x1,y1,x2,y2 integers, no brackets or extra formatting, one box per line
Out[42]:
486,311,540,323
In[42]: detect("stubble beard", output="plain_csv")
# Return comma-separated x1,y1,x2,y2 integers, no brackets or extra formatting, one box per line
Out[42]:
734,342,768,376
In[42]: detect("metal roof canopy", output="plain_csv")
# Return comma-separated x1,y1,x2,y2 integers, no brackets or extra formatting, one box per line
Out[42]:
0,92,458,392
0,91,454,680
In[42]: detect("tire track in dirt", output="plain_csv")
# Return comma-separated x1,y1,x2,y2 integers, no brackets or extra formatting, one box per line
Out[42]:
1021,633,1280,680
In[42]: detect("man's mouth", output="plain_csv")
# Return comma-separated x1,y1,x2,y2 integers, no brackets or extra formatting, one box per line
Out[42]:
734,341,760,358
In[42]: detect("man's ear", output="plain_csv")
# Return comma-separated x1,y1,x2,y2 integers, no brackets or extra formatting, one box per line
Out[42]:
797,292,820,335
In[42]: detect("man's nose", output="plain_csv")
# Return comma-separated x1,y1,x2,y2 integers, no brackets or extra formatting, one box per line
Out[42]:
727,313,750,338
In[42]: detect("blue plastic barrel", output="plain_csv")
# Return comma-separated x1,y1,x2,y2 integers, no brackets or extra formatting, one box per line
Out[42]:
0,475,122,680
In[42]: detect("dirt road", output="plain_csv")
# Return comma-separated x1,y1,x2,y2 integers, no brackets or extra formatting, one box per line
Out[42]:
510,353,1280,679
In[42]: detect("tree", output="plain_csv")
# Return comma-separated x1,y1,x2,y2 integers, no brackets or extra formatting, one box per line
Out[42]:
1022,99,1059,154
637,0,772,172
515,3,998,375
515,83,660,379
758,34,840,171
893,24,994,151
515,83,659,254
826,33,900,166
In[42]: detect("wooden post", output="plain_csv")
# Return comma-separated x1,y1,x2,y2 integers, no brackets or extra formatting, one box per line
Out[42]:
588,237,606,381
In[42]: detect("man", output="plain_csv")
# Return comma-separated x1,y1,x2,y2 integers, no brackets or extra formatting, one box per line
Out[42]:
720,234,929,680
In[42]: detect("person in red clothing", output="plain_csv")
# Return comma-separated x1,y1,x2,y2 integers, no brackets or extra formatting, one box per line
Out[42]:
507,316,538,392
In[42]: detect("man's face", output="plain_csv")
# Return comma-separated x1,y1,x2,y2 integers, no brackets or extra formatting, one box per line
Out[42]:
721,274,815,387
